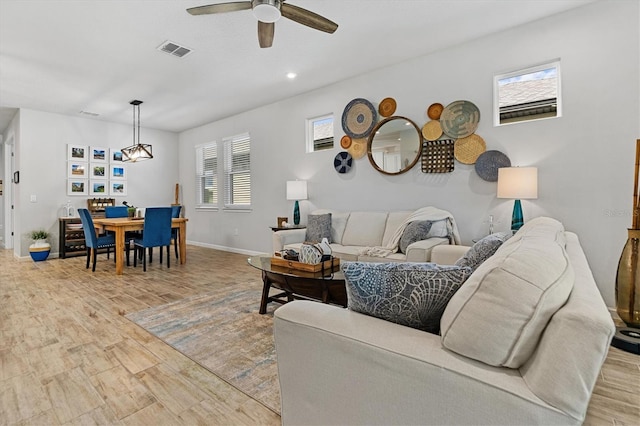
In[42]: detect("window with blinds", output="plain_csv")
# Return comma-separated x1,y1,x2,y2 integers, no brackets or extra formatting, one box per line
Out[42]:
223,133,251,209
306,114,334,153
195,142,218,207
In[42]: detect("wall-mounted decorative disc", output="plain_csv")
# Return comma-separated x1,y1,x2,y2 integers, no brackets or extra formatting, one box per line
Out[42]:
378,97,397,117
347,138,367,160
475,150,511,182
440,100,480,139
334,151,353,174
421,120,443,141
454,133,486,164
342,98,378,139
422,138,455,173
340,135,352,149
427,103,444,120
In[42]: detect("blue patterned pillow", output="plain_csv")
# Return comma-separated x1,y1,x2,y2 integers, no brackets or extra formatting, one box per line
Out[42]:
399,221,433,253
342,262,472,334
455,231,513,272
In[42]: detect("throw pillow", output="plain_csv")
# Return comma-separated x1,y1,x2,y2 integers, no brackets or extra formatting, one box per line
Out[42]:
399,221,433,253
342,261,472,334
455,231,513,272
305,213,332,243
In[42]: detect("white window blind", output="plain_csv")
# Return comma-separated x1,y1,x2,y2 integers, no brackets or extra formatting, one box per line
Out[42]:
195,141,218,207
223,133,251,209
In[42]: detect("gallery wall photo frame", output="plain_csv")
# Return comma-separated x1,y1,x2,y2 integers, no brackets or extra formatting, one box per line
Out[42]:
110,164,126,180
90,146,108,163
67,179,88,196
110,148,124,163
89,179,108,196
110,181,127,196
68,144,88,161
90,164,107,178
67,161,88,178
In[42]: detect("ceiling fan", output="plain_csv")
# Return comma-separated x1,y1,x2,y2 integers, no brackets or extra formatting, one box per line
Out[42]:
187,0,338,48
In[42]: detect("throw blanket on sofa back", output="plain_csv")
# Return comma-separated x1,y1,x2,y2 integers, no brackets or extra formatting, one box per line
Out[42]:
359,206,461,258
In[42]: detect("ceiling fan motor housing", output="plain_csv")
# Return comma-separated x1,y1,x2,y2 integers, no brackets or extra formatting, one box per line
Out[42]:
252,0,282,23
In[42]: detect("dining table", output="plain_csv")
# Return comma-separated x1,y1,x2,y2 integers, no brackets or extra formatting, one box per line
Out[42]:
92,216,188,275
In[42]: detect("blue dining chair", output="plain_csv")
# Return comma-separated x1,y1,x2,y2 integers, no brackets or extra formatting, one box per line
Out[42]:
105,205,135,266
78,208,115,272
133,207,172,272
171,205,182,259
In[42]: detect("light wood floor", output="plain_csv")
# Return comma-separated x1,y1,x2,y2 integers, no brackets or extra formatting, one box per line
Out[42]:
1,246,639,425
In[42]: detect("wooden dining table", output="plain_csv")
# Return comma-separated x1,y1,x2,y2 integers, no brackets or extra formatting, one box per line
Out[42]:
92,217,188,275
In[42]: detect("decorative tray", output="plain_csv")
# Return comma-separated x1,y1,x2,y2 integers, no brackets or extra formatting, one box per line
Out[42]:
271,256,340,272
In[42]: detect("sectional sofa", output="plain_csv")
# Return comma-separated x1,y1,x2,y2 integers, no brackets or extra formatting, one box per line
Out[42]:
273,217,615,425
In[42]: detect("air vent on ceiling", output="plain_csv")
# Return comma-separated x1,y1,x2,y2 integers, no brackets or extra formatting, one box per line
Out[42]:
157,40,193,58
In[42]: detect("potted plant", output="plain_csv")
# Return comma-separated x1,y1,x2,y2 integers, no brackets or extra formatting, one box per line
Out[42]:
29,229,51,261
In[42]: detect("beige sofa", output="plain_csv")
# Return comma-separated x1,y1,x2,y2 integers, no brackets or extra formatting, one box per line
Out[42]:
272,208,458,263
274,217,615,425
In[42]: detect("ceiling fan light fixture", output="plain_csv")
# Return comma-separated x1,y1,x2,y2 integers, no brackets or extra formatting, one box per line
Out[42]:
252,0,281,23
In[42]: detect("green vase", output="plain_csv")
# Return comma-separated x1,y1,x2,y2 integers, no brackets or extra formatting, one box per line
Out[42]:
616,229,640,328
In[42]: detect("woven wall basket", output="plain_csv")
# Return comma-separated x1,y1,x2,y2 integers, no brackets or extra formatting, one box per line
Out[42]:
454,134,486,164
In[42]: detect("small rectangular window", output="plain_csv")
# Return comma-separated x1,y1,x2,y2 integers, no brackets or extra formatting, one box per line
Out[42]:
494,59,561,126
223,133,251,209
306,114,334,152
195,141,218,208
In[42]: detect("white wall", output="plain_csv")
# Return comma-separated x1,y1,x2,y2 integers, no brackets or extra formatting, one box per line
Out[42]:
179,1,639,307
13,108,179,257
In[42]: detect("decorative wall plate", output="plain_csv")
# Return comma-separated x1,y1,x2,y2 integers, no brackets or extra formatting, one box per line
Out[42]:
440,100,480,139
454,134,486,164
347,138,367,160
475,150,511,182
421,120,443,141
342,98,378,139
378,97,397,117
422,138,455,173
427,103,444,120
334,151,353,174
340,135,352,149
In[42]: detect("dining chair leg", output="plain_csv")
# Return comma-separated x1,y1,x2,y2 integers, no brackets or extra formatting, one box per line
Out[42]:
143,248,147,272
167,245,170,268
160,247,163,265
149,248,153,264
92,249,98,272
86,248,91,269
174,231,179,259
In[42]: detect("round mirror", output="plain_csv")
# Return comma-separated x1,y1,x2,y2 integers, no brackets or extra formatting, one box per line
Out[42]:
367,116,422,175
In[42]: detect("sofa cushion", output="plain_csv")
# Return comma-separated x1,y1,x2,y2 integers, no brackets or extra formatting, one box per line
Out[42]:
455,231,512,272
440,218,574,368
343,261,472,333
341,212,388,247
399,221,433,254
312,209,350,244
305,213,332,243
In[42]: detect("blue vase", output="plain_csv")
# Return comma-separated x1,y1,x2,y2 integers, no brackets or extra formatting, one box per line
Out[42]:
511,199,524,231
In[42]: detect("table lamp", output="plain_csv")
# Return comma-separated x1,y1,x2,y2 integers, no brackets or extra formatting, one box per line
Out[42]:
286,180,307,225
497,167,538,231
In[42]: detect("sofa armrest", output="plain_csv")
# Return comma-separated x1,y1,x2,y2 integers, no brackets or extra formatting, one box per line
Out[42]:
404,237,449,262
274,301,573,425
272,228,306,253
430,244,471,265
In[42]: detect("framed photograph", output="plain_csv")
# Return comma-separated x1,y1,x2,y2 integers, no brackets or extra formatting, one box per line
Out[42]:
110,164,126,180
110,148,124,163
110,181,127,196
89,179,108,195
68,144,88,161
67,161,88,178
90,164,107,178
90,146,108,163
67,179,88,196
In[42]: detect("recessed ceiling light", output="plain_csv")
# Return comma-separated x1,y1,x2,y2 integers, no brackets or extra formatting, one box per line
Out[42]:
286,72,297,79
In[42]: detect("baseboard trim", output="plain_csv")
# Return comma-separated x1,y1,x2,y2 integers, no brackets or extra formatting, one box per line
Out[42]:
186,240,263,257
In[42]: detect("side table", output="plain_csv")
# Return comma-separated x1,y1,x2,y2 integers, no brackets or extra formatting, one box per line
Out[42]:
269,225,306,232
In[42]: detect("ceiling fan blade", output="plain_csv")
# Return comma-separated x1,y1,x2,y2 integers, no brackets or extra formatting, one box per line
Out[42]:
281,3,338,34
187,2,252,15
258,21,274,48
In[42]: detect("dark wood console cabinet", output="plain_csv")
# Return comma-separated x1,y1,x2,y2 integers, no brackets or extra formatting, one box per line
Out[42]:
58,217,86,258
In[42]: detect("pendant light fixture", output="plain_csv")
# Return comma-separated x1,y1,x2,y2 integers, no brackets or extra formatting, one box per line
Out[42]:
121,100,153,162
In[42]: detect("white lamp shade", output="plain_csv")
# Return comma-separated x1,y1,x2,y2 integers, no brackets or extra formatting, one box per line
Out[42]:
286,180,308,200
497,167,538,199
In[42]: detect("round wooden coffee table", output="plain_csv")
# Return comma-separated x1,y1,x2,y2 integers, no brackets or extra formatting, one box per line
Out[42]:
247,255,347,314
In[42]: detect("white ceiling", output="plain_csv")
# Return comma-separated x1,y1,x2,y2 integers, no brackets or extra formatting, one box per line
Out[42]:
0,0,595,135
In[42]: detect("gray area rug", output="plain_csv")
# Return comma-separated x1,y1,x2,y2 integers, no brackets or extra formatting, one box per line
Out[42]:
126,288,280,414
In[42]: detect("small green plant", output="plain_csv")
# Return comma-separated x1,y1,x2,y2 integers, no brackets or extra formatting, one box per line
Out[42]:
30,229,49,241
